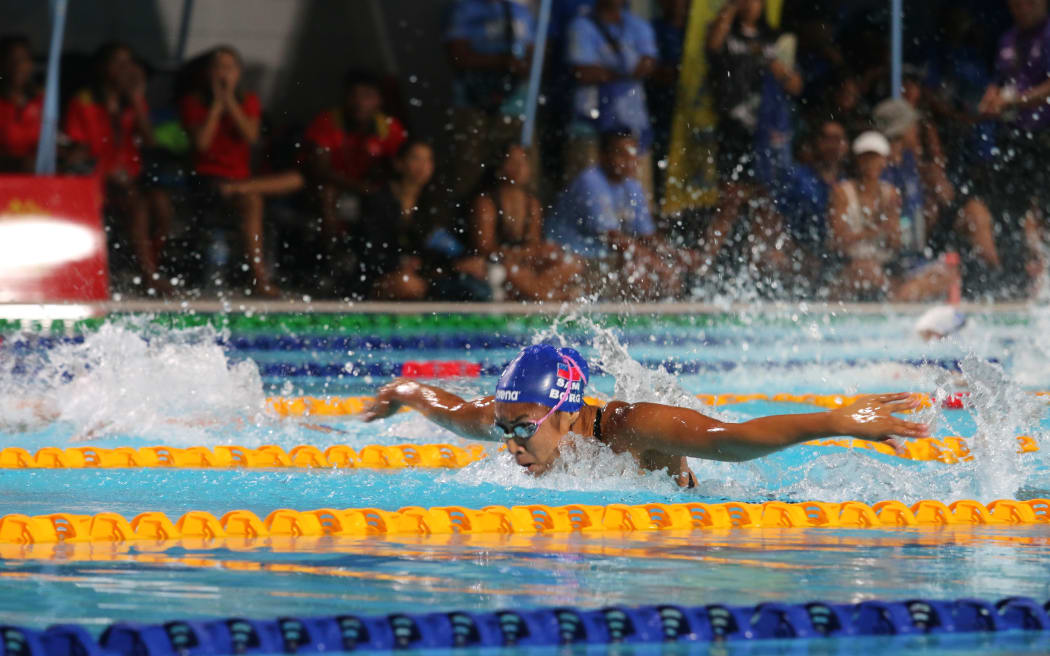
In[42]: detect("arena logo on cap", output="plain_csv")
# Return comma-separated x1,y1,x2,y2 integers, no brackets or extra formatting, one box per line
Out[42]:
495,390,520,401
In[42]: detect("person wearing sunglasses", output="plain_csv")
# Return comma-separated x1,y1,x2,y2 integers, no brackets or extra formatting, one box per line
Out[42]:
362,344,928,486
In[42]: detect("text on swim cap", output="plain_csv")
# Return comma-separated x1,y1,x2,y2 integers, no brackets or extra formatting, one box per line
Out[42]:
495,390,520,401
548,389,582,403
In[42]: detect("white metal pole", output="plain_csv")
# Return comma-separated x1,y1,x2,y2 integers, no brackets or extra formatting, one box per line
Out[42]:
35,0,68,175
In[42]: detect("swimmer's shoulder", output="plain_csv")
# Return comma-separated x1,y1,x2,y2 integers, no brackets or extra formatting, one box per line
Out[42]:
592,400,642,439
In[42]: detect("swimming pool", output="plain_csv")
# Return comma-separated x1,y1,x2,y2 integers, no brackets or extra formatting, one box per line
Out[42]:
1,308,1049,653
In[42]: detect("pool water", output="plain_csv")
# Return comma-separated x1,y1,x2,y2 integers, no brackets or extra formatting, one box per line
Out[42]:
1,309,1049,654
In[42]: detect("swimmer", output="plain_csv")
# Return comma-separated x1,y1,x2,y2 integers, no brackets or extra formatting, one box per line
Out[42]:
363,344,929,487
915,305,967,341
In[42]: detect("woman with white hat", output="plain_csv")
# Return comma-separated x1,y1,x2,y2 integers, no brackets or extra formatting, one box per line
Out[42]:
826,131,959,301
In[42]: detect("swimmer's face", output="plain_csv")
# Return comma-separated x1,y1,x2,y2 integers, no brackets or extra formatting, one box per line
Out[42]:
494,402,572,475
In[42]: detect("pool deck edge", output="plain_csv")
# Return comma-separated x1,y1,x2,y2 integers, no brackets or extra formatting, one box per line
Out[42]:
0,299,1038,319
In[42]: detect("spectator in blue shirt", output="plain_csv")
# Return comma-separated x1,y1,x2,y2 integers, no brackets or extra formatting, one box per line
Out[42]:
445,0,536,199
768,120,849,281
549,129,686,298
700,0,802,276
564,0,658,202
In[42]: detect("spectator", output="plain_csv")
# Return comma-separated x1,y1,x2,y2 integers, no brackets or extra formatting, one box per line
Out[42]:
179,45,279,298
471,141,583,300
701,0,802,271
445,0,535,200
781,0,847,109
548,129,684,299
811,70,870,138
766,119,849,287
873,98,1001,285
63,43,172,296
978,0,1050,296
0,35,41,172
648,0,688,197
925,7,997,182
304,70,406,242
828,131,959,301
565,0,658,199
359,140,490,301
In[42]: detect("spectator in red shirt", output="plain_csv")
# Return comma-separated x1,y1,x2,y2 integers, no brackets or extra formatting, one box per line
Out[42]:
304,70,407,242
179,45,278,298
0,35,41,172
63,42,172,296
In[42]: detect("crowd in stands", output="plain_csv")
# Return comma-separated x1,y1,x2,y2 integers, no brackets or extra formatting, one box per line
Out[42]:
0,0,1048,302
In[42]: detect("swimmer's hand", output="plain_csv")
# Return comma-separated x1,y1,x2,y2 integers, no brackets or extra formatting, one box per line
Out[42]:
830,393,930,442
360,380,408,422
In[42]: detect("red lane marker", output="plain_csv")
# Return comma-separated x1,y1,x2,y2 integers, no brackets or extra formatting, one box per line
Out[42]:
401,361,481,378
941,393,967,410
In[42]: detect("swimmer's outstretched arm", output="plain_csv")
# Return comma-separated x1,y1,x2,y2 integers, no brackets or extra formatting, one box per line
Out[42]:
361,379,499,442
607,393,929,462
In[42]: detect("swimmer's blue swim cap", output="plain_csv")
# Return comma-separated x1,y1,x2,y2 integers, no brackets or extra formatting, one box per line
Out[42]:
495,344,589,412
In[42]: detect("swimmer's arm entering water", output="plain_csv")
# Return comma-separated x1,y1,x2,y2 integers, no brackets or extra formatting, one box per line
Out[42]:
361,379,499,442
607,393,928,462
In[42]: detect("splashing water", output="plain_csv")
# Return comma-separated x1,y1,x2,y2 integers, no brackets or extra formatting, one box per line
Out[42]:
512,312,1049,503
0,312,1046,503
0,320,267,444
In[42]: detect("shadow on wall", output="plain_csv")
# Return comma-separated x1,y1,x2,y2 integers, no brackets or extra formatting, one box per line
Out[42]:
4,0,458,146
0,0,172,65
271,0,456,146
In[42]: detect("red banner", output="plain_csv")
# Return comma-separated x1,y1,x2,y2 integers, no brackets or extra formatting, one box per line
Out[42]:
0,176,108,303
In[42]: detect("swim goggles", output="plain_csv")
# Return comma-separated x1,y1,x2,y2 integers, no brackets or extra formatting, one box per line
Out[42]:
493,355,587,441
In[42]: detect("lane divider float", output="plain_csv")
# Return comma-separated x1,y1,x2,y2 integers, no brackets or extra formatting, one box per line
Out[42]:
1,499,1048,546
267,392,1050,416
0,444,486,470
255,358,1001,378
6,595,1050,653
0,433,1039,471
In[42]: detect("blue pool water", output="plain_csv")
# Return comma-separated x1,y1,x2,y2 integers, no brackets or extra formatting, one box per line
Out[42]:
1,309,1050,654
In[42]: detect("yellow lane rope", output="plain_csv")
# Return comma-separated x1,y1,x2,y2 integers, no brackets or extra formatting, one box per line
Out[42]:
1,499,1047,547
0,444,486,469
267,392,1050,416
0,433,1038,470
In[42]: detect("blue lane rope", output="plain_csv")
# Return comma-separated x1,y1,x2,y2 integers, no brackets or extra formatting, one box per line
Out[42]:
2,352,998,380
3,597,1050,654
256,357,989,378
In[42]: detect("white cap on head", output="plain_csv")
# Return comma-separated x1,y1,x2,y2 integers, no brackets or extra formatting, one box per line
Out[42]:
915,305,967,340
853,131,891,157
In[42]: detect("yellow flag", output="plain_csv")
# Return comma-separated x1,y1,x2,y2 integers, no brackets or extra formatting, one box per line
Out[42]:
661,0,783,216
